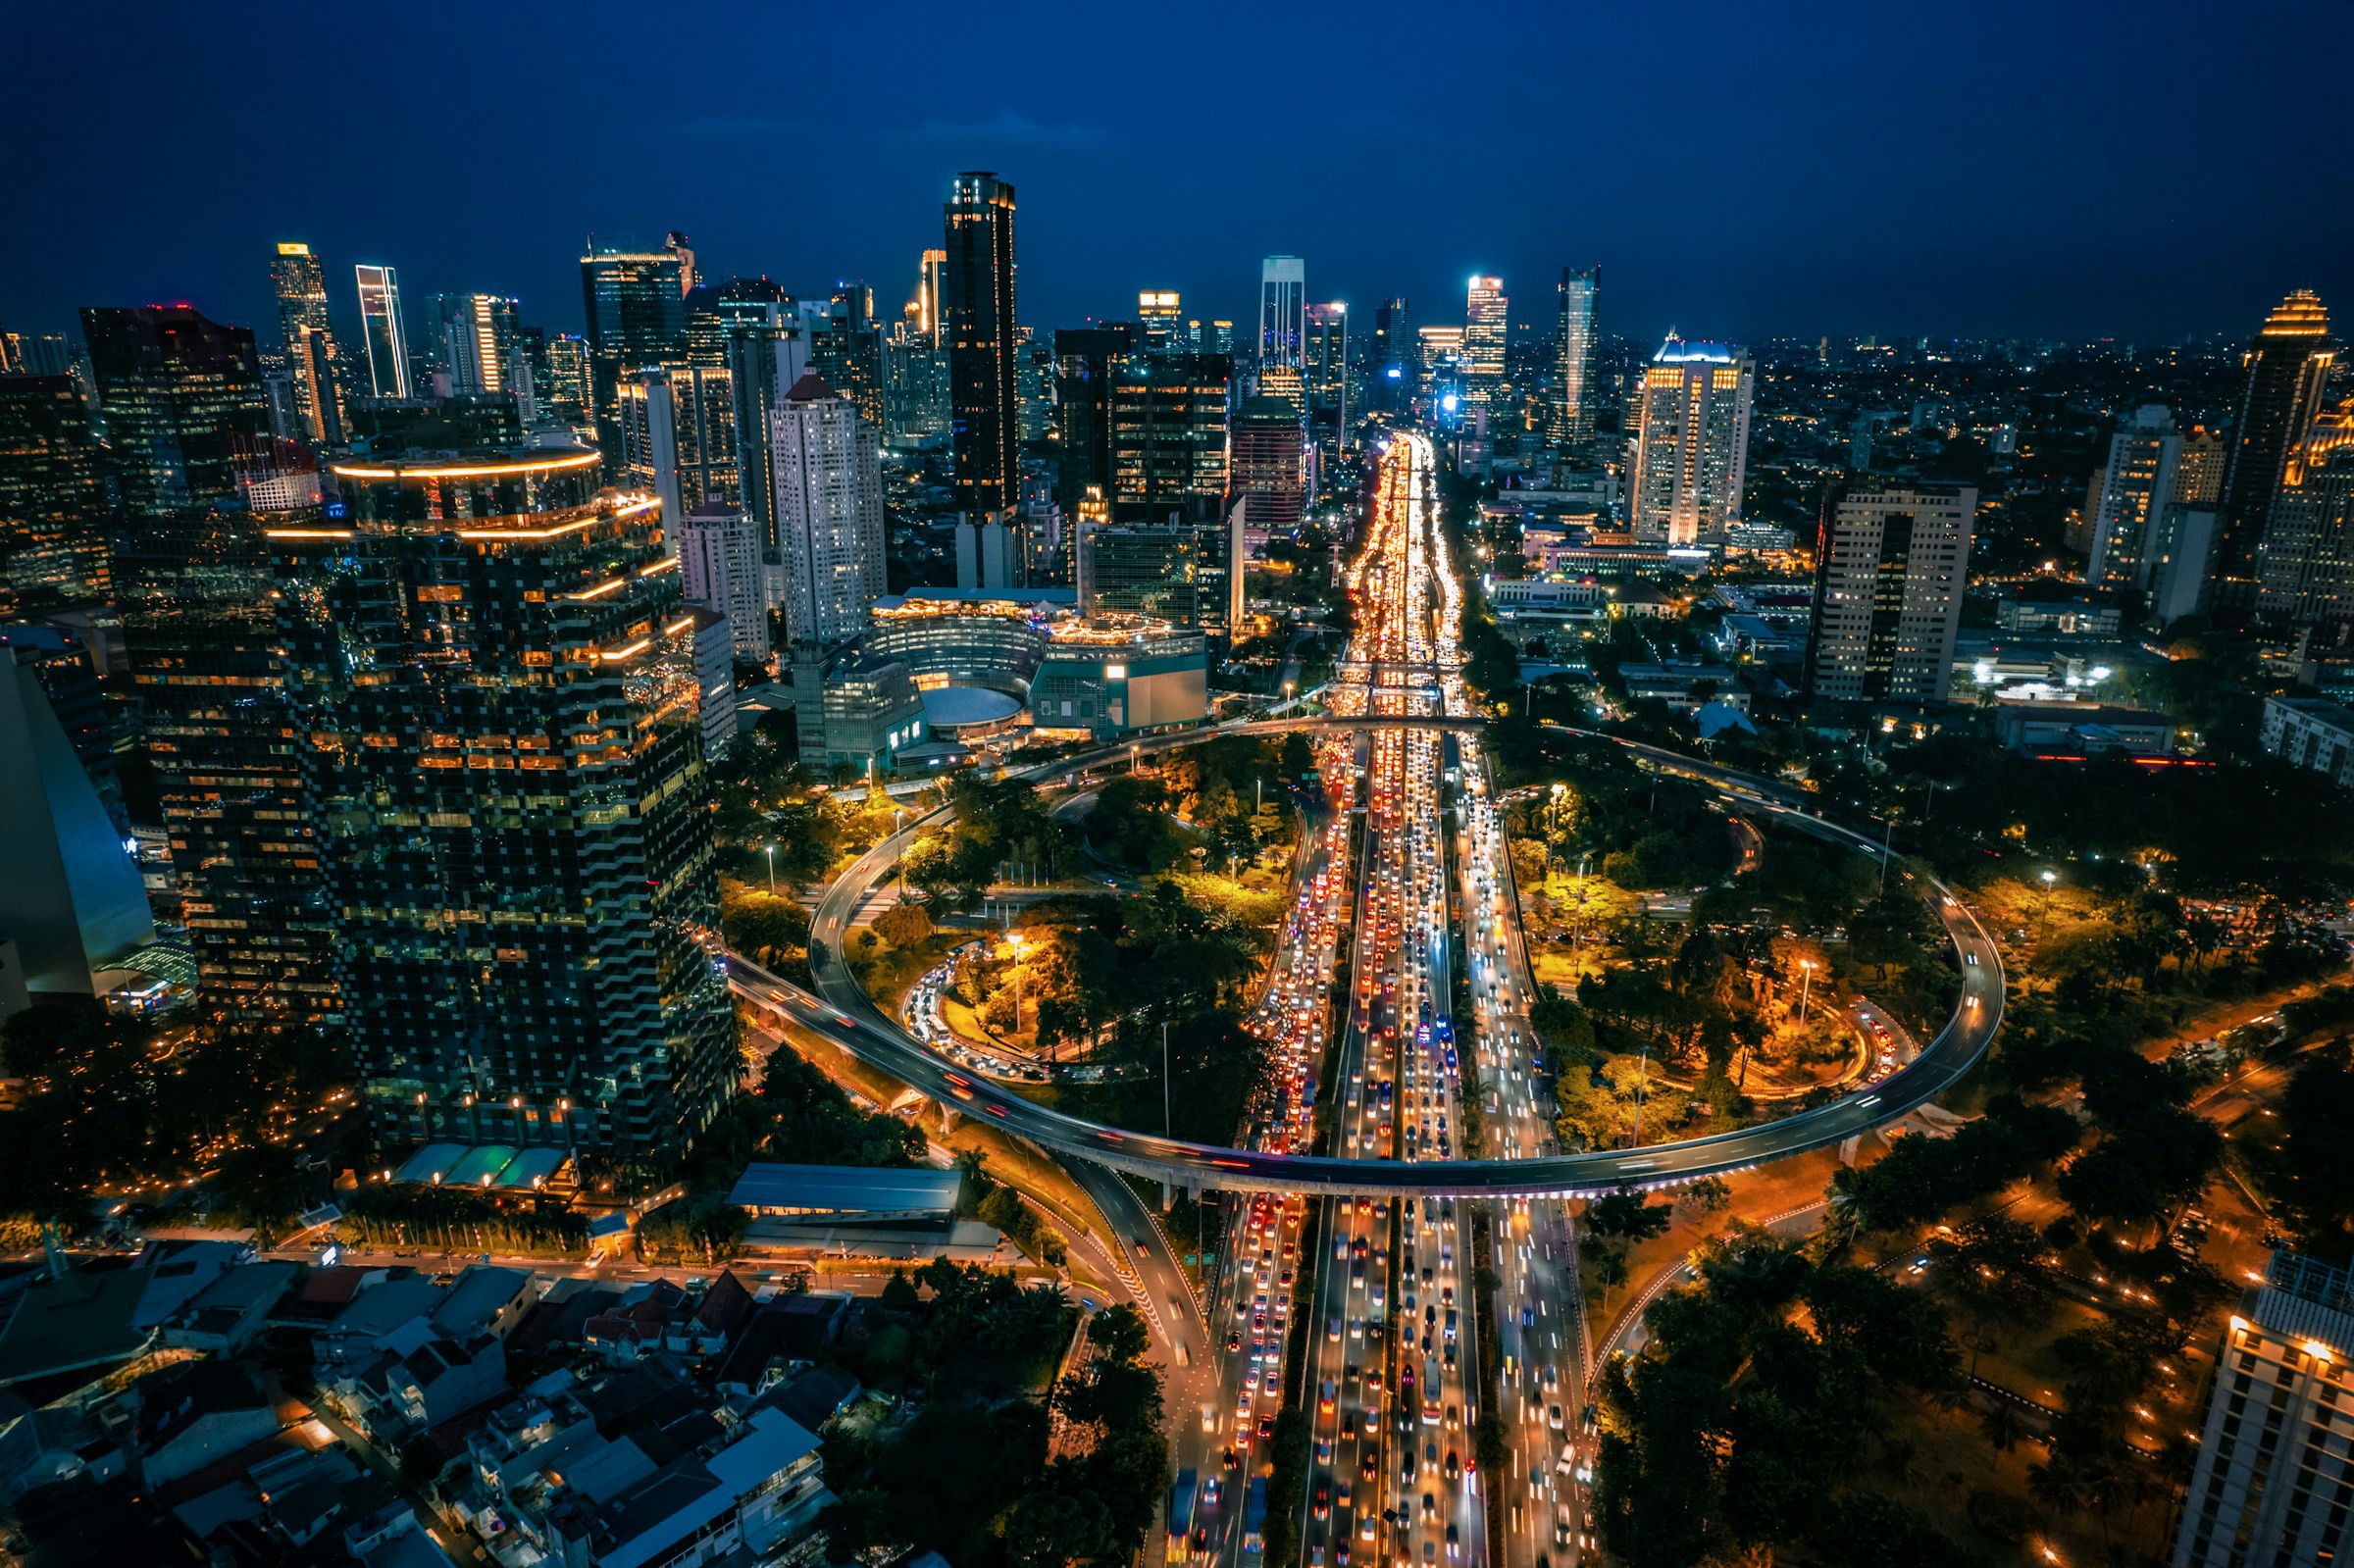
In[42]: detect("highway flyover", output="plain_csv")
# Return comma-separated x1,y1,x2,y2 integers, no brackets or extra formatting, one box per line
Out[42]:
728,716,2004,1198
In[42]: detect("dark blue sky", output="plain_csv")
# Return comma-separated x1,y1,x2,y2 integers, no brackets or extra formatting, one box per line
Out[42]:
6,0,2349,350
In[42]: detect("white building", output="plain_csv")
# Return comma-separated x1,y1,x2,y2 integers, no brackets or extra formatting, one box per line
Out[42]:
1807,483,1975,704
1628,334,1754,545
770,373,885,648
2261,695,2354,789
677,503,769,661
2085,405,2183,593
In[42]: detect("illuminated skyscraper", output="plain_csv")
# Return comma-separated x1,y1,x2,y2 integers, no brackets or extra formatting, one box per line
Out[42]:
771,373,886,648
1629,333,1754,544
0,373,111,612
1372,298,1414,413
354,264,411,398
915,248,947,342
270,242,344,444
2256,401,2354,632
580,238,691,457
2085,406,2184,593
1139,290,1183,352
1805,482,1975,704
1259,256,1305,369
1054,324,1138,511
540,333,593,430
1462,276,1507,411
1231,391,1307,547
1551,266,1600,446
1108,353,1231,523
275,444,733,1155
945,172,1020,524
1304,303,1349,454
2214,290,2334,609
616,363,739,525
807,282,885,428
678,502,771,662
439,293,521,397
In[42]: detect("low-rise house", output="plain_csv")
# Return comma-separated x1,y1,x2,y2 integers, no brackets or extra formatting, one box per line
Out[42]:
324,1333,507,1445
432,1265,540,1343
103,1359,281,1490
162,1261,298,1354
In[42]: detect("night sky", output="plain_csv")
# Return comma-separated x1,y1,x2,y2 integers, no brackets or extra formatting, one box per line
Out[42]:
7,0,2349,350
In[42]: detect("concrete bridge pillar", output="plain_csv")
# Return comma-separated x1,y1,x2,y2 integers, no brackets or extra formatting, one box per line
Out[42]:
1160,1181,1176,1211
942,1103,960,1136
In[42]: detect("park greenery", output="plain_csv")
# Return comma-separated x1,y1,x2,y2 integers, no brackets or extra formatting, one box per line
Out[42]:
820,1290,1166,1568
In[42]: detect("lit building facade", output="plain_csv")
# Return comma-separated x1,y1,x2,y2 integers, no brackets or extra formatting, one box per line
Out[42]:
271,242,345,444
1032,617,1208,738
2172,1251,2354,1568
1372,298,1414,413
1139,291,1183,352
1629,334,1755,544
2215,290,2334,610
1108,353,1231,523
2085,405,2184,593
1462,276,1507,412
1551,266,1599,446
770,374,885,648
354,264,412,398
2257,404,2354,633
1230,392,1306,544
944,172,1020,521
617,364,739,526
580,241,690,460
274,446,734,1158
677,502,770,661
78,305,271,519
0,372,111,612
1805,482,1975,704
1053,324,1137,510
1304,303,1349,456
1259,256,1305,369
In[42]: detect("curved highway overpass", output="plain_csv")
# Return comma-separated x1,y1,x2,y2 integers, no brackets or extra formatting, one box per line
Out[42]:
730,719,2004,1197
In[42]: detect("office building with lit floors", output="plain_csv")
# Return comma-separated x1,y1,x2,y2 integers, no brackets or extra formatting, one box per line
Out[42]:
1805,482,1975,704
273,445,734,1161
771,374,885,648
2173,1251,2354,1568
1629,333,1754,544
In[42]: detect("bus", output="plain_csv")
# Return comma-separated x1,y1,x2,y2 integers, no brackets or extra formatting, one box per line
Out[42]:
1422,1354,1443,1424
1167,1468,1197,1563
1242,1475,1269,1568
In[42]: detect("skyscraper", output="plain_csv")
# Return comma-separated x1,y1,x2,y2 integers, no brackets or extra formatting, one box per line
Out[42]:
580,238,691,458
1629,333,1755,544
1805,482,1975,704
944,172,1020,522
771,373,885,648
1053,324,1138,510
678,502,771,662
2085,405,2184,593
2170,1251,2354,1568
1462,276,1507,411
1304,303,1349,456
1372,298,1414,413
440,293,521,397
2214,289,2334,609
354,264,412,398
1230,392,1307,548
1108,353,1232,524
915,248,947,341
2256,401,2354,632
617,364,739,526
275,443,733,1156
77,305,271,518
0,372,111,612
1139,291,1184,353
1551,266,1600,446
1259,256,1305,369
270,242,344,444
806,283,885,429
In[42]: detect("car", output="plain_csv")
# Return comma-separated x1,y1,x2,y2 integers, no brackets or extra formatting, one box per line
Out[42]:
1227,1331,1242,1351
1329,1316,1343,1341
1521,1303,1535,1328
1548,1403,1565,1430
1446,1524,1460,1558
1420,1492,1437,1523
1257,1413,1275,1440
1313,1486,1330,1520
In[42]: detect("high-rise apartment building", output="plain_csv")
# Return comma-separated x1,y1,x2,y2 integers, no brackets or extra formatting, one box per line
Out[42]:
2178,425,2227,506
1805,482,1975,704
0,373,111,612
883,320,951,450
806,283,885,429
1304,303,1350,456
2085,405,2185,593
270,242,344,444
1054,324,1138,510
944,173,1020,522
1016,329,1054,444
771,374,885,649
78,305,271,519
617,364,739,525
274,444,733,1156
678,502,770,662
1462,276,1507,411
1259,256,1305,369
2256,402,2354,633
2215,290,2334,609
580,239,691,457
1551,266,1600,446
354,264,412,398
1108,353,1232,524
1629,334,1755,544
438,293,522,397
2171,1251,2354,1568
540,333,593,430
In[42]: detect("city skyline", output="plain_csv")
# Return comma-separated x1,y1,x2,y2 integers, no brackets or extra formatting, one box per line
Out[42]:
6,2,2351,345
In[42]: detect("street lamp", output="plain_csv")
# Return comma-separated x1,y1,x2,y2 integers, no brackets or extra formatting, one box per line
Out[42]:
1797,959,1814,1024
2038,868,2060,946
1008,932,1026,1037
763,843,777,897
